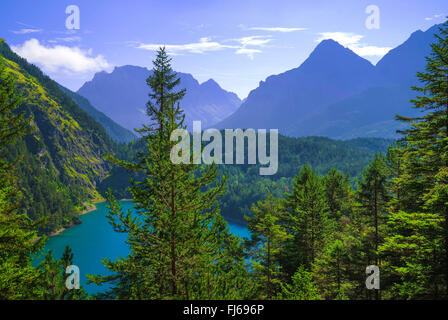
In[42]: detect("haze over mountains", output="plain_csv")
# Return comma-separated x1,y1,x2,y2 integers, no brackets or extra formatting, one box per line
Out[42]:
216,24,441,139
60,86,136,143
74,24,441,140
217,39,380,131
77,66,241,131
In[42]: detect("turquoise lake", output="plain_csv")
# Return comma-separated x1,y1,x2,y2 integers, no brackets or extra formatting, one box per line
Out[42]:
35,201,250,295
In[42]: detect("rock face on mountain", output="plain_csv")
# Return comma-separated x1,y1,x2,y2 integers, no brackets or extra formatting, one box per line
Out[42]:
0,40,115,233
77,65,241,131
216,24,441,139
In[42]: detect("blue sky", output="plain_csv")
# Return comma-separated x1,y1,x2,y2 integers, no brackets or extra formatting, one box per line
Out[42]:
1,0,447,98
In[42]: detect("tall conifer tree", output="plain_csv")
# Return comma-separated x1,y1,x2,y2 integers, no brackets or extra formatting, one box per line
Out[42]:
381,20,448,299
0,57,42,299
279,166,329,277
89,48,248,299
246,193,290,299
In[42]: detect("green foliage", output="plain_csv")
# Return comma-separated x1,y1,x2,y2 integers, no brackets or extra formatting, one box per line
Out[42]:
323,168,352,222
0,56,42,299
0,40,115,235
2,21,448,301
357,153,389,274
89,48,250,300
280,266,321,300
312,239,352,299
379,20,448,299
102,135,393,224
380,211,443,299
246,193,290,299
279,166,329,275
36,246,89,300
1,56,85,300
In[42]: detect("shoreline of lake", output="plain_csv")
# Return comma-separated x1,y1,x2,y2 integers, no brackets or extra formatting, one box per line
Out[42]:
46,200,106,238
37,200,250,295
46,198,247,239
47,199,133,238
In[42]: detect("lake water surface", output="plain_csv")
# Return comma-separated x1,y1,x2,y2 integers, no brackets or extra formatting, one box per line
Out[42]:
35,201,250,295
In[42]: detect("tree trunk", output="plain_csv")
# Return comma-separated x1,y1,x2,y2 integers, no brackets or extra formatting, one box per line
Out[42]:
374,184,379,300
445,101,448,297
267,238,271,299
171,175,177,296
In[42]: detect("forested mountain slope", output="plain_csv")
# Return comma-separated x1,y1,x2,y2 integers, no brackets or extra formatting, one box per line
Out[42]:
0,39,115,234
100,134,393,223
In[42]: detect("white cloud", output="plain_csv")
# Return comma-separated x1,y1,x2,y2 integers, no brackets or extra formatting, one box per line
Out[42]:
12,28,42,34
317,32,363,47
425,14,446,21
351,45,392,57
233,35,273,47
235,48,262,60
316,32,392,57
227,35,272,58
137,37,232,55
136,35,272,59
248,27,307,32
11,39,110,74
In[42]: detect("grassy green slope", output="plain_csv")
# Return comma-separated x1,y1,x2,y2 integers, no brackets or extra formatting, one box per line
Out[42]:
0,40,115,234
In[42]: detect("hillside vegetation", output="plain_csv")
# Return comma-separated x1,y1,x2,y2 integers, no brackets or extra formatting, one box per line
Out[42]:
100,134,392,223
0,40,115,234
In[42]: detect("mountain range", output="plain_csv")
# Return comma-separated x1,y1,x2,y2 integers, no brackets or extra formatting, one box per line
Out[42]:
77,66,241,131
215,24,441,139
2,25,427,235
60,86,136,143
73,24,440,140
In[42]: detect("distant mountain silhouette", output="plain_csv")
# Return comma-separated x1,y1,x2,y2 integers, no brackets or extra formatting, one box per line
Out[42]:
216,24,441,139
77,65,241,131
216,39,379,130
60,86,136,143
376,24,441,86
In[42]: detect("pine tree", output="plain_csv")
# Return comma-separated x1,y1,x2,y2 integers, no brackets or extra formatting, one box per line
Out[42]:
0,56,42,299
311,169,360,299
37,246,88,300
246,193,290,299
380,20,448,299
280,266,321,300
279,166,329,277
322,168,352,222
312,239,350,299
380,211,443,299
88,47,248,299
357,153,389,299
